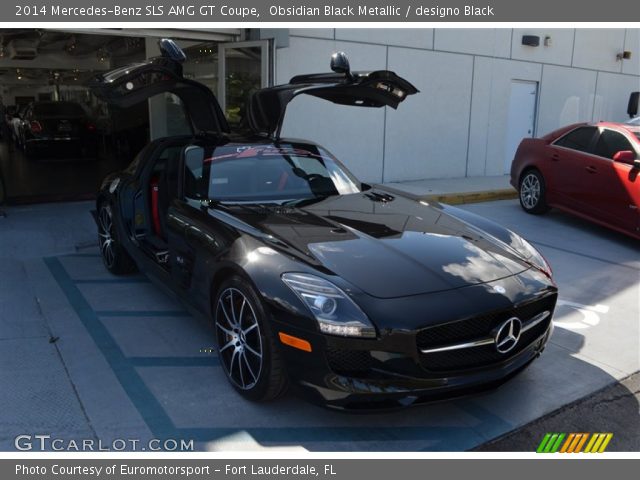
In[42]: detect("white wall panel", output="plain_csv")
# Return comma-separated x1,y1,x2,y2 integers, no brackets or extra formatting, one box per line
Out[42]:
336,29,433,49
593,73,640,122
537,65,597,136
434,29,511,58
277,37,387,183
289,29,334,39
384,47,473,181
467,58,542,176
622,29,640,76
511,29,574,66
572,29,626,73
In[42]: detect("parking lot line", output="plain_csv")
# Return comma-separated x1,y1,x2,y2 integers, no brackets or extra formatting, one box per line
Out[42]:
128,357,219,367
44,256,179,438
38,207,637,451
529,240,639,271
74,278,151,284
42,254,499,450
96,310,191,317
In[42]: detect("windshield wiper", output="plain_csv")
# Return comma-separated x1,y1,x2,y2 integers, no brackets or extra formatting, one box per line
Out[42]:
280,196,330,208
200,199,267,215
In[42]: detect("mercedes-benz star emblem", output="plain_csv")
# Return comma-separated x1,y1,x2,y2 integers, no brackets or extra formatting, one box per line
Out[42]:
494,317,522,354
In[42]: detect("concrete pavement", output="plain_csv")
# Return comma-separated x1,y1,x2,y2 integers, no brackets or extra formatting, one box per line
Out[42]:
382,174,517,204
476,373,640,451
0,198,637,451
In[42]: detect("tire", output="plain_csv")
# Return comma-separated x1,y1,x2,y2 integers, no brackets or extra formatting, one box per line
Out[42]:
519,169,550,215
213,276,288,402
97,202,137,274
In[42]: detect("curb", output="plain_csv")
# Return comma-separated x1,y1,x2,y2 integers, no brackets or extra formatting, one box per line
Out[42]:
426,188,518,205
379,185,518,205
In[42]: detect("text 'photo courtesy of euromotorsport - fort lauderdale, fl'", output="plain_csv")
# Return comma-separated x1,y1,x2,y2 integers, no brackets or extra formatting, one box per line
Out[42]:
0,0,639,478
16,463,329,477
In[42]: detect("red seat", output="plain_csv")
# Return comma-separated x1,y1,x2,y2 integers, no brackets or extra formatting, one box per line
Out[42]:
150,175,162,237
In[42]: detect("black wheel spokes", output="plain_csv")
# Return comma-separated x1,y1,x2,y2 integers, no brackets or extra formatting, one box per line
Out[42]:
215,287,263,390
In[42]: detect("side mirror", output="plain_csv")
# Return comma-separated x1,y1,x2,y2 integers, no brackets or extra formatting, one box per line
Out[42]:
330,52,354,82
613,150,636,165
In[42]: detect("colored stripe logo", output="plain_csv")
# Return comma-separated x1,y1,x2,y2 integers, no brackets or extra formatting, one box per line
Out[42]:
537,433,613,453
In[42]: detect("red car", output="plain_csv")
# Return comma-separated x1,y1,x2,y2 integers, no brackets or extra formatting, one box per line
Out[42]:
510,122,640,240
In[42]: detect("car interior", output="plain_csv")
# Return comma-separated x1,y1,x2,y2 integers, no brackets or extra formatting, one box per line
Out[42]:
183,148,342,202
140,141,186,266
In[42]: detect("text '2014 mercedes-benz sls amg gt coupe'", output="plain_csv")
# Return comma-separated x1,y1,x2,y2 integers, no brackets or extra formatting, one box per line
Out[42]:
91,39,557,409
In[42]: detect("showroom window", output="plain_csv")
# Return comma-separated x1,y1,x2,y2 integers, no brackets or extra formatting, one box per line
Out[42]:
218,41,273,127
181,40,272,128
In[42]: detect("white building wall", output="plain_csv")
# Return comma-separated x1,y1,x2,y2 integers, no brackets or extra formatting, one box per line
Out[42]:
511,29,574,66
623,29,640,75
434,29,511,58
573,29,627,73
271,29,640,183
277,37,387,183
537,66,597,135
468,58,542,176
384,48,472,181
593,72,640,122
337,28,434,50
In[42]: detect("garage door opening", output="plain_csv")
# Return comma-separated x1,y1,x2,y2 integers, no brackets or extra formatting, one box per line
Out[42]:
0,31,149,204
0,29,251,205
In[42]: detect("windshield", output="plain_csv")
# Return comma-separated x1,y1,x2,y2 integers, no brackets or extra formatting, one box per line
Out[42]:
184,144,361,203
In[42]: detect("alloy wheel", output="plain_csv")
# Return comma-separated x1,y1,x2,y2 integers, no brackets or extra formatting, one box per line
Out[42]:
215,287,263,390
98,206,116,268
520,173,541,210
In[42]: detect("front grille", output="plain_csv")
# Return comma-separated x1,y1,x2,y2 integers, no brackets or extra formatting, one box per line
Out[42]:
417,294,556,373
326,348,374,376
420,315,551,372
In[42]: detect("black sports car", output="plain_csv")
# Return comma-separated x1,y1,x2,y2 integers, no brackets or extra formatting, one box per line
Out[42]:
18,101,98,158
91,40,557,409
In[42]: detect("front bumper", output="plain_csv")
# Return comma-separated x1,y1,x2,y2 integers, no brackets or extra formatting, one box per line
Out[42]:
277,322,552,410
270,273,557,410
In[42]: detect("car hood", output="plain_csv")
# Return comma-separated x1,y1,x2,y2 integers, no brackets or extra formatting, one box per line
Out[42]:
215,193,531,298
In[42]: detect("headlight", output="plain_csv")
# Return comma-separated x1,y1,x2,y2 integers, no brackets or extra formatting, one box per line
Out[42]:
513,236,552,278
281,273,376,338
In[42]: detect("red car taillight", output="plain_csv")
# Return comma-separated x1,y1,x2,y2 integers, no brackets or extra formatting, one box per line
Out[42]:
30,121,43,133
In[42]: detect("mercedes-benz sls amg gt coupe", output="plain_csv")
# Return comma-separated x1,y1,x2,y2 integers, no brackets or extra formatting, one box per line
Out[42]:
91,39,557,409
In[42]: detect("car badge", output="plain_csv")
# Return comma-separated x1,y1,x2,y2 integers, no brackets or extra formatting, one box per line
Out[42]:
495,317,522,354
